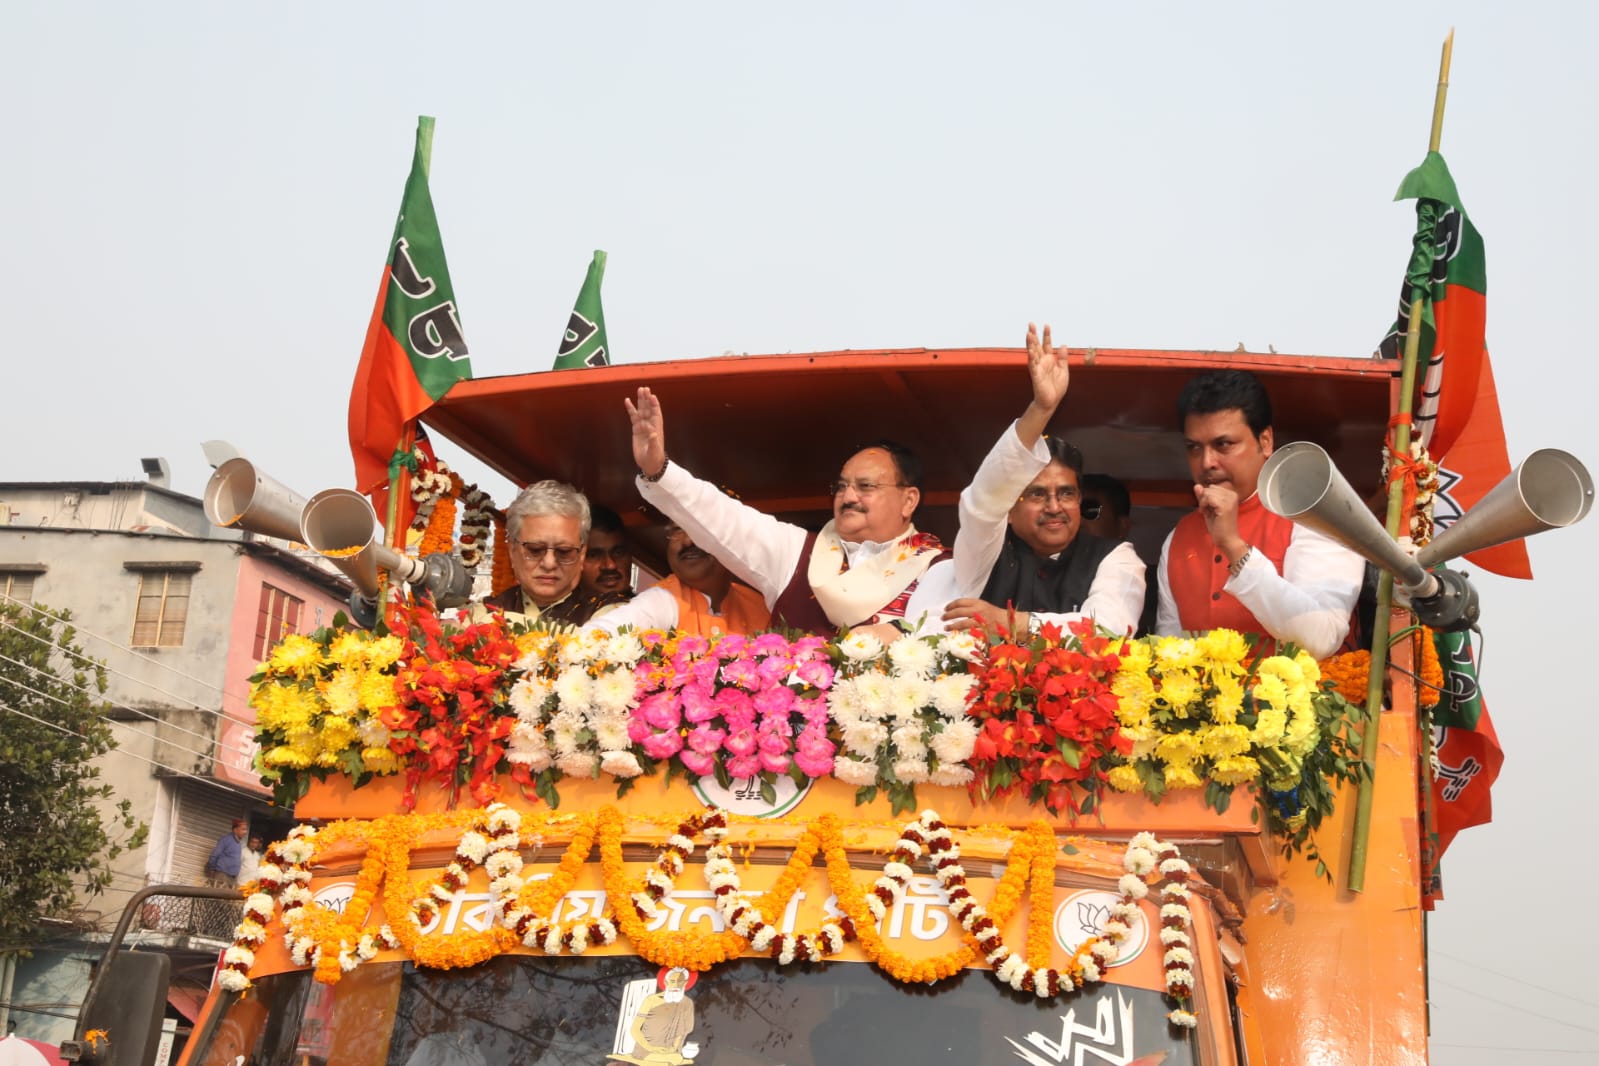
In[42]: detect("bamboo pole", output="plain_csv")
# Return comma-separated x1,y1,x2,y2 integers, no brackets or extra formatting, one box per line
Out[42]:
1347,31,1453,893
376,117,435,627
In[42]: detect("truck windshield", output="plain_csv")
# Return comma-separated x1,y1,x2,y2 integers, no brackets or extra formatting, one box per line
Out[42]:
191,956,1196,1066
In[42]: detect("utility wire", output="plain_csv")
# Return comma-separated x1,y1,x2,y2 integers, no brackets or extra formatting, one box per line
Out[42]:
0,612,245,727
1432,948,1599,1010
0,654,256,766
0,590,251,706
0,701,262,802
1431,975,1599,1036
0,649,256,764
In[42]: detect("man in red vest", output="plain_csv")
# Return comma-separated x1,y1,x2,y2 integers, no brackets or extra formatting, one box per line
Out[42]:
1155,369,1363,658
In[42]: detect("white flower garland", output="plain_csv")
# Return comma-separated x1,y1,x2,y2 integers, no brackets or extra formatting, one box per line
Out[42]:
701,808,852,965
829,634,980,790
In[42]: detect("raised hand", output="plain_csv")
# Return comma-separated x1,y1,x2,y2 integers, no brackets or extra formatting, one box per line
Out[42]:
1193,483,1247,563
1026,322,1070,412
625,387,667,477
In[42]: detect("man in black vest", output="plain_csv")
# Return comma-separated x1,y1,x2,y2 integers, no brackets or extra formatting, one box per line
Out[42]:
942,438,1146,638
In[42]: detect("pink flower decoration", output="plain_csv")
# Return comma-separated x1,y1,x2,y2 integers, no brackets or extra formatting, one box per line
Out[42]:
679,748,717,777
759,749,791,774
725,753,763,778
687,725,728,754
724,727,759,757
641,730,684,760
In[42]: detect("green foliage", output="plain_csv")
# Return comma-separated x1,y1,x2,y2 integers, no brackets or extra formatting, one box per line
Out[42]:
0,603,147,949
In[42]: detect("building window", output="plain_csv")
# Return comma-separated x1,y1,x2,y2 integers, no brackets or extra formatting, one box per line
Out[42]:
253,584,304,659
1,572,35,605
132,571,192,647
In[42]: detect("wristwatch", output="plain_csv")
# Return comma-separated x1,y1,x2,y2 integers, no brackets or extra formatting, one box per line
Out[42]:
1227,547,1253,578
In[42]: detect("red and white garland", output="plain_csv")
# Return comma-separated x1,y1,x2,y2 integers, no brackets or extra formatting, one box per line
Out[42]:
488,804,620,954
1124,830,1198,1028
458,484,494,569
702,808,852,965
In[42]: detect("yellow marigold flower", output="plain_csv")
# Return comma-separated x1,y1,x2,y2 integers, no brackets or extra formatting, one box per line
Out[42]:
361,747,400,775
264,745,312,769
1294,650,1321,687
268,634,326,678
1155,731,1203,767
1251,707,1288,748
1201,723,1252,759
1209,755,1260,786
358,671,399,714
1211,674,1244,724
1163,764,1204,790
1113,669,1156,712
1107,764,1143,792
1197,628,1250,668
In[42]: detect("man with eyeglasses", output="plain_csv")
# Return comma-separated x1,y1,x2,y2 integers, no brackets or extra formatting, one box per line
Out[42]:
580,505,636,602
477,480,627,626
625,324,1072,637
1156,369,1362,658
590,521,771,638
939,438,1147,638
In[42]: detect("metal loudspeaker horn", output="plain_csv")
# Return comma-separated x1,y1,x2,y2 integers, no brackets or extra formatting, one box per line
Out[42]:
1415,448,1593,567
203,458,310,543
300,489,472,625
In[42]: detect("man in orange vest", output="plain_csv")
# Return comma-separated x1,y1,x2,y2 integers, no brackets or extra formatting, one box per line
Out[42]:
591,521,771,638
1155,369,1363,658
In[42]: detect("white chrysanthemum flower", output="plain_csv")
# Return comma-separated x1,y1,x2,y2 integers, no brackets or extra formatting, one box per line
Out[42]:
929,764,974,787
1165,946,1195,967
593,670,638,715
1128,831,1159,851
592,713,633,753
936,631,980,662
1160,903,1192,924
1160,857,1192,877
486,852,522,880
853,671,892,711
751,925,778,952
892,757,931,783
839,630,884,662
996,954,1028,987
223,945,255,966
357,717,392,747
887,637,937,679
1080,958,1102,984
568,923,590,954
604,632,646,667
1160,926,1189,945
553,667,593,709
1102,919,1132,942
245,892,275,914
1168,1009,1198,1029
509,677,551,720
827,677,861,717
841,720,888,757
556,752,600,779
600,750,643,778
929,719,977,764
888,675,933,720
931,672,977,717
831,756,879,786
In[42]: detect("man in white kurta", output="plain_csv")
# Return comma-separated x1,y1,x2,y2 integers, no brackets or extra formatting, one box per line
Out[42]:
624,324,1071,637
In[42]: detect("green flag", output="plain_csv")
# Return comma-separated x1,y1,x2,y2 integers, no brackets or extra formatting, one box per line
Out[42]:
553,250,610,369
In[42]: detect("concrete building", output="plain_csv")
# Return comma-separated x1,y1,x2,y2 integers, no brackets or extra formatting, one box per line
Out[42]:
0,460,350,1042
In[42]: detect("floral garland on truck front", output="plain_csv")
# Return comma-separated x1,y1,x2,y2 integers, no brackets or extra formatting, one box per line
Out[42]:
248,603,1362,857
219,805,1197,1025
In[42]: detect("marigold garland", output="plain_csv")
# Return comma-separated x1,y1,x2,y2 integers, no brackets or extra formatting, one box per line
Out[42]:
418,490,459,558
490,515,515,595
1319,628,1442,710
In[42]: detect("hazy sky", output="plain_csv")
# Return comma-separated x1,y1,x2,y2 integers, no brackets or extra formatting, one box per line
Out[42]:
9,4,1598,1060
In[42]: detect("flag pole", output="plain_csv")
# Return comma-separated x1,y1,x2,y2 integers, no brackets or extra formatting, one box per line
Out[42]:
1348,30,1453,893
378,116,436,626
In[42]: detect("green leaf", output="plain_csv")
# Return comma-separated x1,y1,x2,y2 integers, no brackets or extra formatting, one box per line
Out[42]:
1061,843,1080,855
760,777,778,806
855,785,879,806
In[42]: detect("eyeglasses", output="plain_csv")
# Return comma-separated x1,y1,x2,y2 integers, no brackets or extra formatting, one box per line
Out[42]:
829,479,910,497
1081,499,1104,521
516,542,583,566
1018,486,1081,506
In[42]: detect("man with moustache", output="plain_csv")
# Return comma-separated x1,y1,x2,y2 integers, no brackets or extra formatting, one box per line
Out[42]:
1155,368,1363,658
591,520,771,638
580,505,636,602
939,428,1145,636
625,324,1068,636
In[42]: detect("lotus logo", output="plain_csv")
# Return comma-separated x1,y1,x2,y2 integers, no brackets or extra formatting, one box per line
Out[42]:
1053,890,1146,967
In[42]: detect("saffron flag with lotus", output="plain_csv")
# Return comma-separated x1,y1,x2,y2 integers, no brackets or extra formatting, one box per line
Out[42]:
1379,150,1529,579
348,117,472,523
